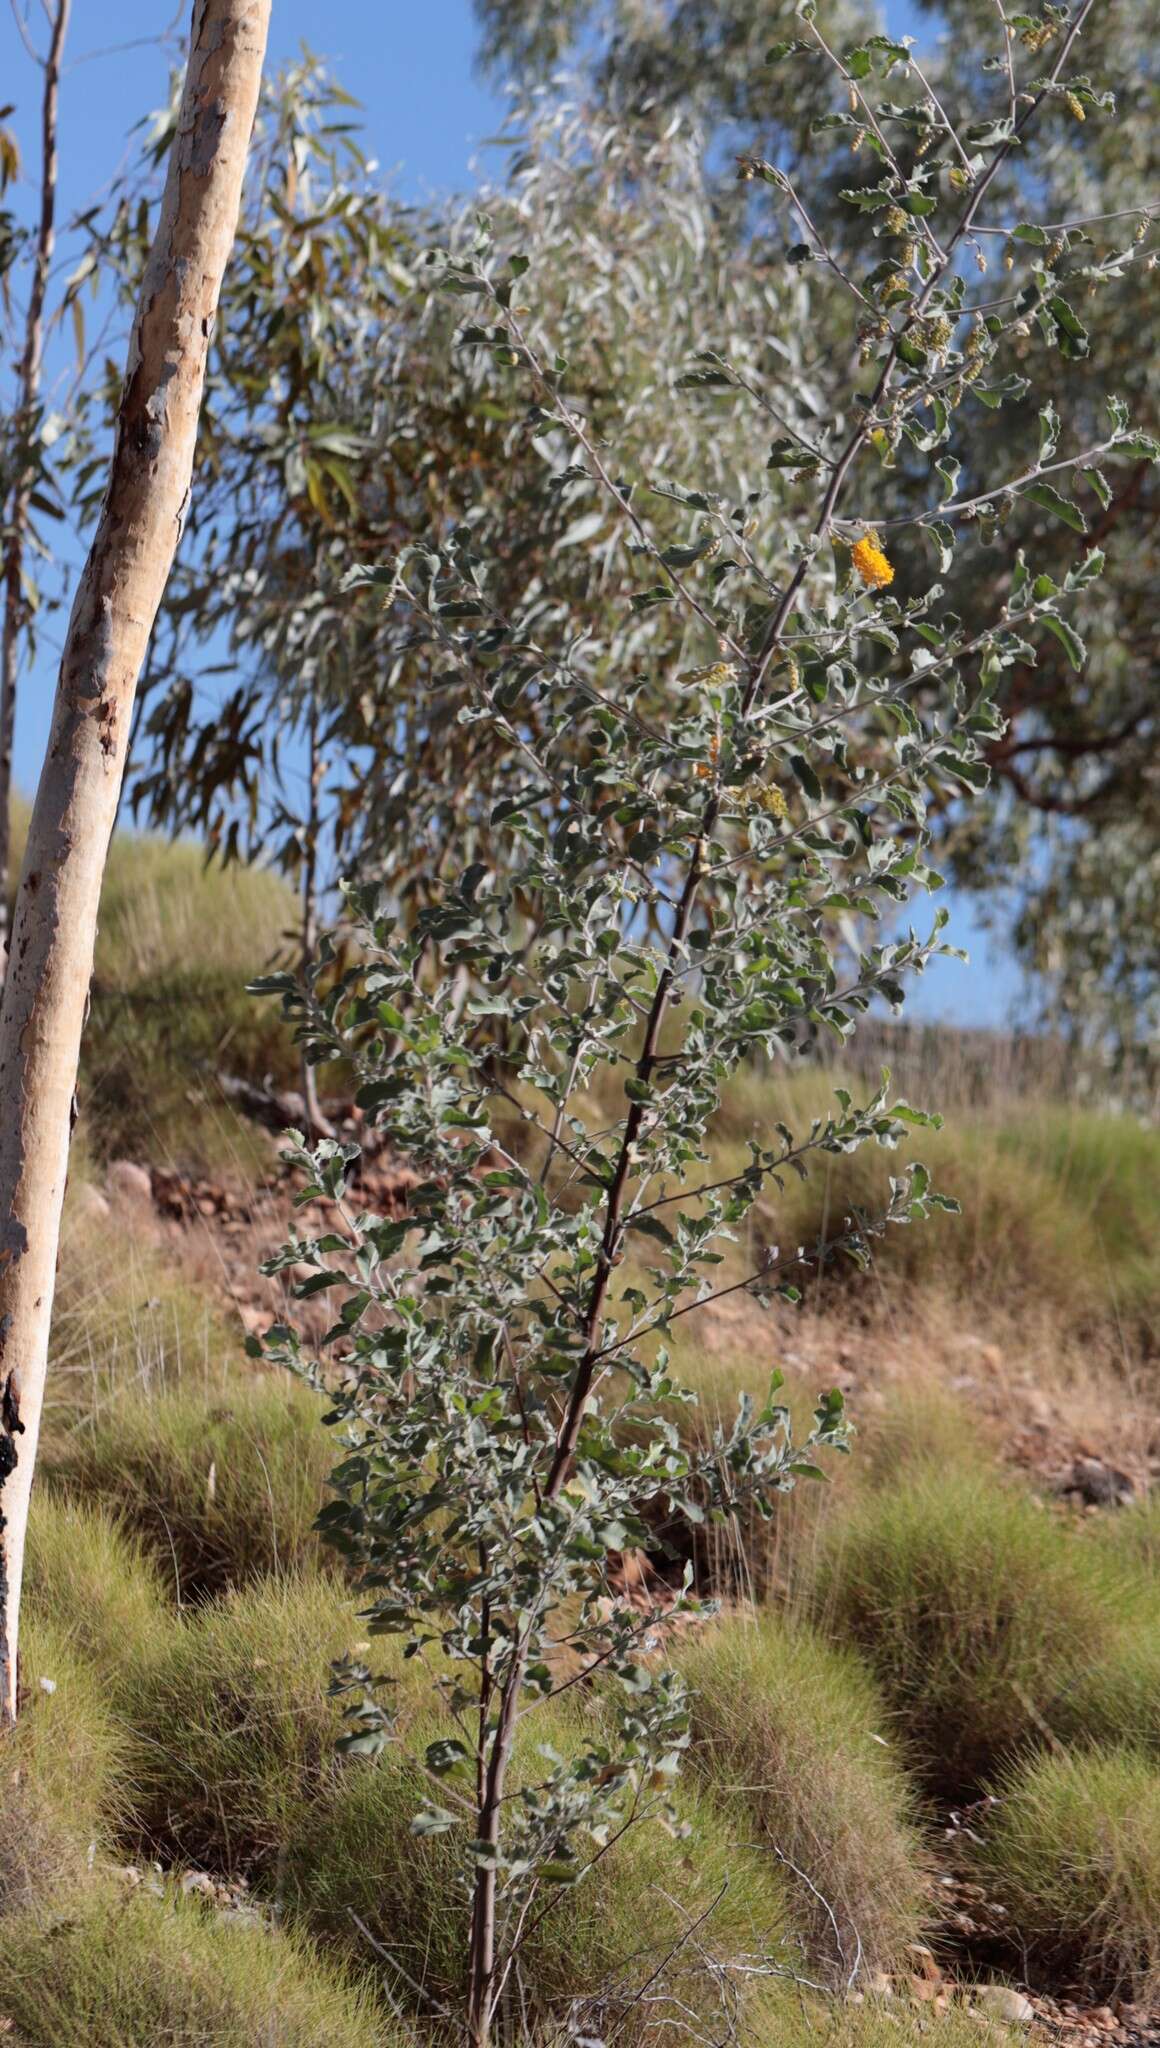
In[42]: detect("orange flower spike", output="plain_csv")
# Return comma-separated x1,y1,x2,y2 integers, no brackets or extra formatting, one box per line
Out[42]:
851,531,895,590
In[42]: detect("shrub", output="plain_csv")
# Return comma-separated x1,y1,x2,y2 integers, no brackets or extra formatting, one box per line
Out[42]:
23,1490,174,1687
677,1613,928,1983
0,1619,125,1916
247,26,1152,2040
973,1746,1160,2001
125,1572,407,1875
813,1464,1122,1794
45,1375,336,1598
0,1876,403,2046
288,1700,793,2044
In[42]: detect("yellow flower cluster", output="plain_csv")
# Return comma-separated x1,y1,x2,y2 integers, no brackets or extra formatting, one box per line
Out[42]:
680,661,737,688
749,784,789,820
851,532,895,590
1066,93,1086,122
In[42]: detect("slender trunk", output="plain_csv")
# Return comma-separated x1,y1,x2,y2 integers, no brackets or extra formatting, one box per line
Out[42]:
0,0,270,1725
0,0,70,968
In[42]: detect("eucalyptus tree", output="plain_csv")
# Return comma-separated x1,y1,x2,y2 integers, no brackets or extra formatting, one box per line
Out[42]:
0,0,269,1727
255,9,1152,2039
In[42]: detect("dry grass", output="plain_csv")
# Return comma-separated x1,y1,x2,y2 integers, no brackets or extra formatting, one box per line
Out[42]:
47,1196,240,1435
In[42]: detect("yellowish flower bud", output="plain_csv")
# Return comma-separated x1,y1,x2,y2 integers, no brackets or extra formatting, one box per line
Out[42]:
851,532,895,590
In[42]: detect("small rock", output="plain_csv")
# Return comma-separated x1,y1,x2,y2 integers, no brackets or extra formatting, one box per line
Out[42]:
866,1972,894,2001
106,1159,153,1206
219,1903,265,1930
975,1984,1035,2026
1065,1456,1135,1507
181,1871,215,1896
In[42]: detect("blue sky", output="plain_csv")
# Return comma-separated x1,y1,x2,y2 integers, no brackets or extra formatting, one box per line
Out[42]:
0,0,1022,1026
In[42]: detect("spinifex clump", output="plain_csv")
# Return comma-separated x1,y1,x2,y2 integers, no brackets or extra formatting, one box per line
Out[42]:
253,12,1156,2039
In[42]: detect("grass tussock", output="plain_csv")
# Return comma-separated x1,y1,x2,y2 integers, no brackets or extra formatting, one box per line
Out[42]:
0,1876,402,2047
125,1572,398,1876
811,1462,1126,1794
45,1374,337,1598
24,1490,174,1689
1,1619,126,1917
1055,1628,1160,1761
677,1613,929,1983
973,1746,1160,2001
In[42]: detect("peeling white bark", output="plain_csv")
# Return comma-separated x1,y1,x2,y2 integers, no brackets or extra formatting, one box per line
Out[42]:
0,0,270,1723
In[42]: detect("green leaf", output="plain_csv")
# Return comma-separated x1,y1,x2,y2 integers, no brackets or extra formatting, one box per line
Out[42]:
897,333,928,370
426,1738,472,1777
626,1213,675,1245
1046,294,1089,360
1022,481,1086,533
926,520,955,572
410,1807,456,1836
1113,432,1160,460
789,754,822,801
1041,613,1087,670
1082,466,1112,510
1038,403,1059,462
839,184,894,212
